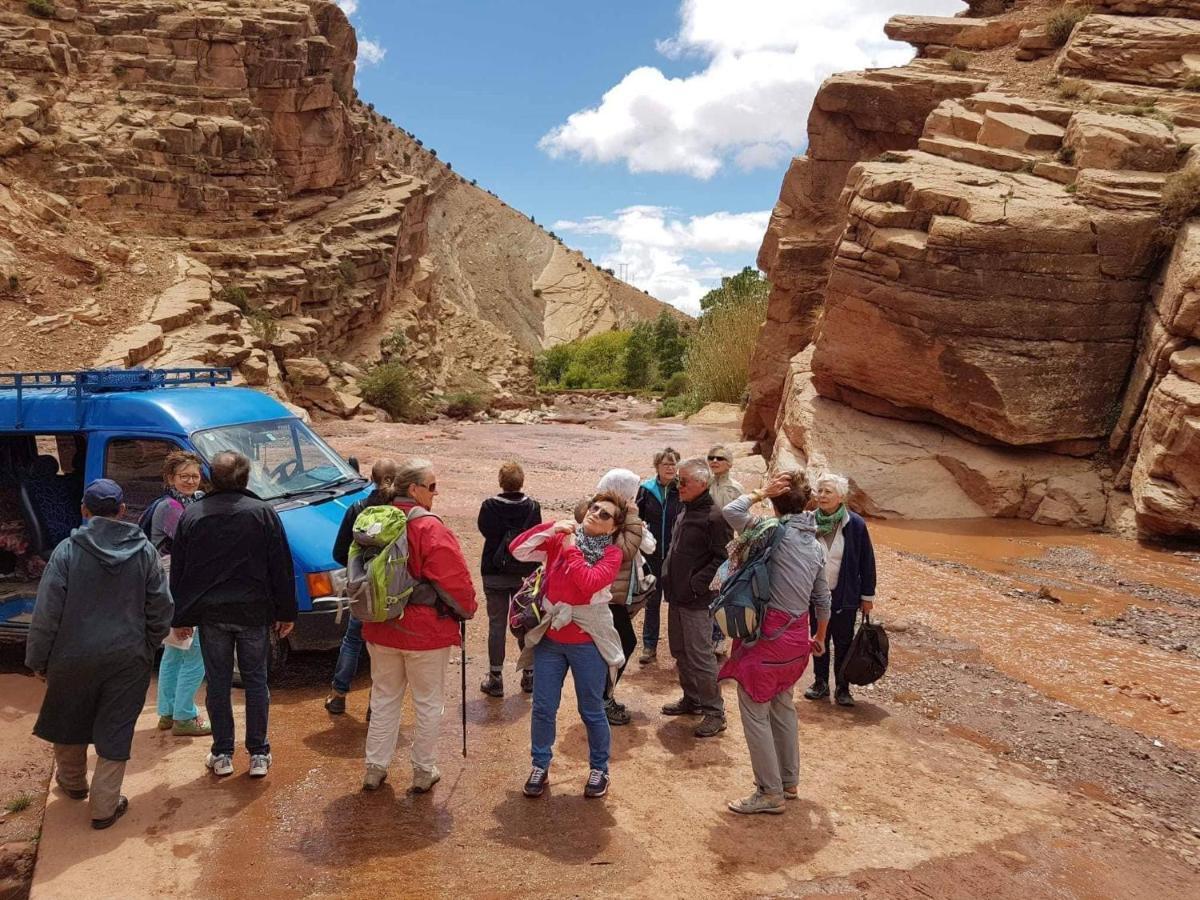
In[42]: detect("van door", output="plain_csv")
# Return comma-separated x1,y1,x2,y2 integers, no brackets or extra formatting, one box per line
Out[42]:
97,435,188,518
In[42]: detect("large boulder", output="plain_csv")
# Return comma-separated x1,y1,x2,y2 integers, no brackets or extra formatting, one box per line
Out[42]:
1057,14,1200,88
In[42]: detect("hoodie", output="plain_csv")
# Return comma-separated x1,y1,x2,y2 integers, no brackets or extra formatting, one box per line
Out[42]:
26,516,173,674
477,491,542,586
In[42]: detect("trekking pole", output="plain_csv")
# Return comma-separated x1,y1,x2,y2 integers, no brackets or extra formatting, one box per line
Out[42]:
460,618,468,758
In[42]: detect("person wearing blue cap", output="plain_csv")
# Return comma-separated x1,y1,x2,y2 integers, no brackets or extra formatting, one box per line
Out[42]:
26,478,173,830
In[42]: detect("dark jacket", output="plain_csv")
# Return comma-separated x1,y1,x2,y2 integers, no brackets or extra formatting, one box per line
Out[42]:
829,511,877,613
636,478,682,567
661,490,731,610
26,516,173,759
332,488,393,567
170,489,297,627
477,492,542,587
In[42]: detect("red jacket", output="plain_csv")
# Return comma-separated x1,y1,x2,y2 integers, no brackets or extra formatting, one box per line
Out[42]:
509,522,621,644
362,501,478,651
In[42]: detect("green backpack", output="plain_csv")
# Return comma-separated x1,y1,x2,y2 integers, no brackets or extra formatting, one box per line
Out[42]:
345,505,428,623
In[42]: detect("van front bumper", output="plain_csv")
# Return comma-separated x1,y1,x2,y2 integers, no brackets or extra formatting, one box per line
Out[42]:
290,601,346,651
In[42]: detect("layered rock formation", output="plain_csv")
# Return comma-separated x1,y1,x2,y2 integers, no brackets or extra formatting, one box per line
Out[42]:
0,0,675,416
747,0,1200,538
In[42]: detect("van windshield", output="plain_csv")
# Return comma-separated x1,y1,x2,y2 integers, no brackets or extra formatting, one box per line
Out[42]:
191,418,360,501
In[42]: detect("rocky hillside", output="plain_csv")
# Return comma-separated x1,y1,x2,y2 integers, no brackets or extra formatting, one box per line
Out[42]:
0,0,676,418
746,0,1200,539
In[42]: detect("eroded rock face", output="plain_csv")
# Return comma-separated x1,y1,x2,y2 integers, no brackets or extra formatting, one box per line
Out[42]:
1058,14,1200,88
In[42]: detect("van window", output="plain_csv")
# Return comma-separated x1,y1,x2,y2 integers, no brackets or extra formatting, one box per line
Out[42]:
105,439,176,515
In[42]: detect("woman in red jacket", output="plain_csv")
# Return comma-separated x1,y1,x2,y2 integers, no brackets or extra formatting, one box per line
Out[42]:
361,458,478,794
510,492,625,799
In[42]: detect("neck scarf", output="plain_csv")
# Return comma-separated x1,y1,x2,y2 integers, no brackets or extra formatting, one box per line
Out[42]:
166,486,200,506
814,503,847,537
576,531,612,565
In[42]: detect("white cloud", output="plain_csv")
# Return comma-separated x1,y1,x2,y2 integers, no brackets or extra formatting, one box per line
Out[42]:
555,206,771,315
336,0,359,15
540,0,964,179
358,38,386,66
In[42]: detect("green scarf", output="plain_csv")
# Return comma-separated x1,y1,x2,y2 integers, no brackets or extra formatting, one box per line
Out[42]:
814,504,847,537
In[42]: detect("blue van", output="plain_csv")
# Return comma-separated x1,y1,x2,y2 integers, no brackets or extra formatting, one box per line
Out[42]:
0,368,370,670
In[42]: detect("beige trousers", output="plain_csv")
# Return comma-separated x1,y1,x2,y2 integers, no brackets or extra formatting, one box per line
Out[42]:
54,744,126,819
364,644,450,774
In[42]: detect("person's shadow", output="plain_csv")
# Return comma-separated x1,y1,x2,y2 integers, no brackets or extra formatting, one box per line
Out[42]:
706,799,834,876
487,791,617,863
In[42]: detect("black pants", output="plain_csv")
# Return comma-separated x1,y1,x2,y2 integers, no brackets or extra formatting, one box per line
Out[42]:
605,604,638,699
485,587,526,672
640,557,664,649
811,607,857,689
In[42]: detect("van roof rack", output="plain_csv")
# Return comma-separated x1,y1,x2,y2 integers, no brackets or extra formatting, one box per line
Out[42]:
0,367,233,429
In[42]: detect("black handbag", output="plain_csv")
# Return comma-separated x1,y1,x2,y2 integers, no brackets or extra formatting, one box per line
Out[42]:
837,613,889,686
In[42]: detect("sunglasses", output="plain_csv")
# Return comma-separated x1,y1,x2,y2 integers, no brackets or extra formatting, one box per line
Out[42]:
588,503,615,521
419,482,437,492
707,456,728,462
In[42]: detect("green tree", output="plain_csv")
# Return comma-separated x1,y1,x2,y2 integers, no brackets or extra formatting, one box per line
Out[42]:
698,266,769,316
534,343,573,386
652,311,686,378
622,322,654,388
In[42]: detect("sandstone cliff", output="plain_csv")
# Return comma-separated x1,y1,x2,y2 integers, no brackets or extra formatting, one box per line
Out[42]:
747,0,1200,539
0,0,676,418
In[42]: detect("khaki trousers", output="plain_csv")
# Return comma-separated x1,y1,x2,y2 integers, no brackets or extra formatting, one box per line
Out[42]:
54,744,126,819
364,644,450,775
736,685,799,796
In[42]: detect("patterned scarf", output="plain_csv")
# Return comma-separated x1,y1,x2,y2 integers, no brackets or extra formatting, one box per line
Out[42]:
166,486,201,506
576,531,613,565
814,503,847,537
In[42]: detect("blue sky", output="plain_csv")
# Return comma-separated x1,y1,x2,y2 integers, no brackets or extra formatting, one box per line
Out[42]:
342,1,963,313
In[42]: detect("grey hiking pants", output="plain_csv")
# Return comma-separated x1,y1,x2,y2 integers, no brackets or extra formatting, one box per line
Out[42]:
667,604,724,718
737,684,799,796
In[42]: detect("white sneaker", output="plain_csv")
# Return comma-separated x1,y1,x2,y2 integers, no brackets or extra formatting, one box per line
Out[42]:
362,764,388,791
205,753,233,777
248,753,272,778
411,765,441,794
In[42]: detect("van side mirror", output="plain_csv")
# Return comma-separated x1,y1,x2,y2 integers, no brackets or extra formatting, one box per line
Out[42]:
347,456,360,474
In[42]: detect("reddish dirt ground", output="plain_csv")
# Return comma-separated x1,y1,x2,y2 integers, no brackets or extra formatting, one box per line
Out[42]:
8,415,1200,898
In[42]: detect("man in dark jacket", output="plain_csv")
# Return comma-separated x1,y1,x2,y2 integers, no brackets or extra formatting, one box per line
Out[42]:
170,451,296,779
26,478,172,830
635,447,682,664
661,458,732,738
477,461,541,697
324,457,397,715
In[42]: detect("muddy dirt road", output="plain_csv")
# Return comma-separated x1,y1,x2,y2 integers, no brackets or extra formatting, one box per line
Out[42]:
10,415,1200,898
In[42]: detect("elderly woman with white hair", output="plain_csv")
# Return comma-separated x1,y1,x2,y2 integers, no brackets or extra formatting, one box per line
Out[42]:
803,473,876,708
595,468,656,725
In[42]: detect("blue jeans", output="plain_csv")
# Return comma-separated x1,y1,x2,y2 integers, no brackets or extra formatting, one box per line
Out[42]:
531,638,610,772
331,616,365,694
200,623,270,757
156,631,205,721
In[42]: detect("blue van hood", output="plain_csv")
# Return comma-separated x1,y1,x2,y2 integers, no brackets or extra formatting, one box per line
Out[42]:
277,487,370,573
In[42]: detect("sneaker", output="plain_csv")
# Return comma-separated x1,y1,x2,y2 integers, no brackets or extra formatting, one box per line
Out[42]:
834,686,855,707
480,672,504,698
523,765,548,798
157,715,174,731
583,769,609,799
248,753,272,778
803,682,830,701
605,699,631,726
362,764,388,791
520,669,534,694
727,790,785,815
91,796,129,830
324,692,346,715
171,717,212,737
694,715,727,738
205,753,233,777
661,698,699,716
638,646,657,665
411,766,441,794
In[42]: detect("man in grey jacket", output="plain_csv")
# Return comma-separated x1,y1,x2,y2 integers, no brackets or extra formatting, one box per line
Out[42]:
26,479,173,830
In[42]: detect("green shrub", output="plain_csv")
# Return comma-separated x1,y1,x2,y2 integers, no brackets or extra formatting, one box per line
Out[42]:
5,792,33,814
662,371,689,398
359,361,426,421
379,325,407,361
28,0,55,19
196,158,210,175
684,278,769,406
442,391,488,419
247,310,279,346
6,274,18,292
1046,4,1089,48
1161,166,1200,224
945,50,972,72
217,285,248,310
655,395,702,419
561,331,630,389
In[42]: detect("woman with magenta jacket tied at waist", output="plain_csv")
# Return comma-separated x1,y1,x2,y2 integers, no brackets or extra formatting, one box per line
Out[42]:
509,491,627,800
719,471,830,816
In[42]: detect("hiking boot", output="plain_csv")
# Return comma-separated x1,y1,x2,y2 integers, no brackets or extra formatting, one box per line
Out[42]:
205,753,233,777
727,790,785,816
248,753,272,778
834,686,855,707
171,717,212,737
694,715,727,738
324,692,346,715
157,715,174,731
605,699,631,726
583,769,609,799
362,764,388,791
411,766,441,794
638,646,657,665
520,669,534,694
91,796,129,830
523,765,549,798
803,682,830,701
480,672,504,698
661,698,699,716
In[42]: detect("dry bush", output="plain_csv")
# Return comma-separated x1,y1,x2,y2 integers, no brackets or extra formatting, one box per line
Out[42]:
945,50,973,72
1161,166,1200,225
683,291,768,407
1046,4,1090,48
1057,78,1089,100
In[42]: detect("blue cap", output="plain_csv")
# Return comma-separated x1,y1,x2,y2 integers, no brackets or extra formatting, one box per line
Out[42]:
83,478,124,511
